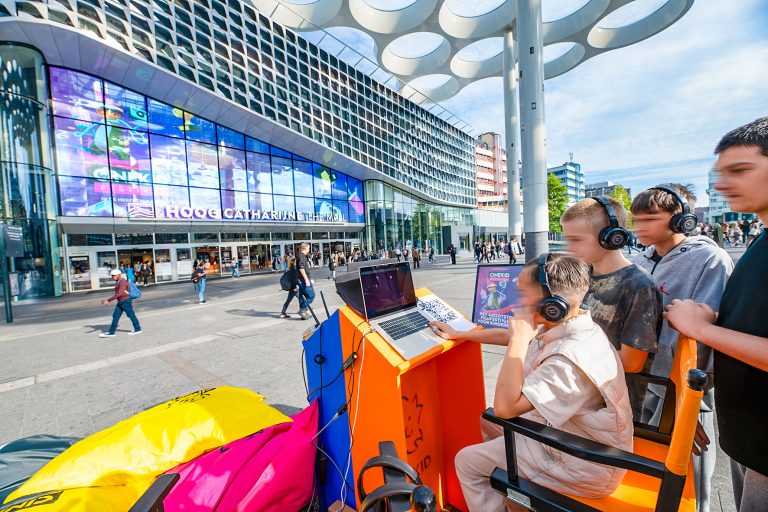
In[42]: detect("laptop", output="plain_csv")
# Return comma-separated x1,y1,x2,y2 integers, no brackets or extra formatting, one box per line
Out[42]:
359,262,446,360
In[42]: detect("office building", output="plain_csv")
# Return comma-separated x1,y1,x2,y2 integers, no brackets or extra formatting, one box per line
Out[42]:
1,2,476,298
548,161,585,206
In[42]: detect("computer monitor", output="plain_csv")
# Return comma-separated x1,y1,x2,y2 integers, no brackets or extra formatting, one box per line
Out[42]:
359,262,416,321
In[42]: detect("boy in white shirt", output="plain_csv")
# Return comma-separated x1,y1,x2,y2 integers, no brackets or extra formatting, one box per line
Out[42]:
455,253,633,511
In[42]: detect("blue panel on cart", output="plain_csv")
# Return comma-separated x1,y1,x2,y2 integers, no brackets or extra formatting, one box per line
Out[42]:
303,310,356,509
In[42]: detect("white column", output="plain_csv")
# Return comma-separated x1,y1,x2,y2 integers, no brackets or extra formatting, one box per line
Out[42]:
516,0,549,260
503,30,522,240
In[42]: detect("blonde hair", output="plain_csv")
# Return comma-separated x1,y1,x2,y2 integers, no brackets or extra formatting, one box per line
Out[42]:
560,196,628,237
524,252,590,304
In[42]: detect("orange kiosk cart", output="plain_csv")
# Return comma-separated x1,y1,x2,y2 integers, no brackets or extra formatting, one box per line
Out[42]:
304,288,486,511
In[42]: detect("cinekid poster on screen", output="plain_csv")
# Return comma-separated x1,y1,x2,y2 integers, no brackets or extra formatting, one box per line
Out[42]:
472,265,524,329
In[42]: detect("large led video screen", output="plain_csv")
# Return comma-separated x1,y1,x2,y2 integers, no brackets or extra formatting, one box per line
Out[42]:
50,67,364,225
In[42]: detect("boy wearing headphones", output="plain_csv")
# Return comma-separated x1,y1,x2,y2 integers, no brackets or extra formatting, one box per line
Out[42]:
631,183,732,512
455,253,633,511
432,197,662,377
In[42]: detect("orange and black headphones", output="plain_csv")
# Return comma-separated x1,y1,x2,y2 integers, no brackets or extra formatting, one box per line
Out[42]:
652,185,698,234
592,195,630,250
537,253,570,323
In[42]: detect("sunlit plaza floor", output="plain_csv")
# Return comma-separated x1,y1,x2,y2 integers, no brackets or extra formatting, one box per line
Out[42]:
0,247,746,511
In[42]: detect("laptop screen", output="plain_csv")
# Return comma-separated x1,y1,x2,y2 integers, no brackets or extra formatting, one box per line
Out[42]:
359,262,416,320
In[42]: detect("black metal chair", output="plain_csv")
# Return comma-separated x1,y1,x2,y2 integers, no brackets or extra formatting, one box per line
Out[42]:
483,335,707,512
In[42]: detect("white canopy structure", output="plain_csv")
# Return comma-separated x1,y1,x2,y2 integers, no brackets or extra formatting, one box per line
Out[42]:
262,0,695,256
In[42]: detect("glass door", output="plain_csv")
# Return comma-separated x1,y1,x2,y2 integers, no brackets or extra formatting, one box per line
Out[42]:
194,246,220,276
311,243,322,267
176,248,193,279
250,244,270,272
68,255,92,291
236,245,250,275
154,249,173,282
220,246,234,276
118,248,155,285
96,251,117,288
270,244,282,270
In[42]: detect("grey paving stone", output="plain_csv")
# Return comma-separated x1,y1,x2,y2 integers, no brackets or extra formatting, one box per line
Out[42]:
0,256,743,507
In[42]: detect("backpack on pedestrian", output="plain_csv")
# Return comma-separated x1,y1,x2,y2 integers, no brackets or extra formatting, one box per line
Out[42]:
280,265,298,291
127,279,143,299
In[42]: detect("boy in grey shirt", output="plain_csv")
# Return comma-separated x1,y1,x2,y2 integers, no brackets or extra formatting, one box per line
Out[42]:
631,183,732,512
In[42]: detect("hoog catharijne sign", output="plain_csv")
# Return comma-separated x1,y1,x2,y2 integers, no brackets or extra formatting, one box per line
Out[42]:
125,205,345,223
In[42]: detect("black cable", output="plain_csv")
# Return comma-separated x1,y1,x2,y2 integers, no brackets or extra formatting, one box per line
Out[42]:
301,345,309,398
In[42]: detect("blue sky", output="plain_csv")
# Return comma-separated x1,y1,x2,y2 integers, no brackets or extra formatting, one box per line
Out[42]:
309,1,768,206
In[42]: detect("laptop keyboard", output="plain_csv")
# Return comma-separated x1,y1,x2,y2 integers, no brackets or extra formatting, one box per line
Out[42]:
378,311,430,341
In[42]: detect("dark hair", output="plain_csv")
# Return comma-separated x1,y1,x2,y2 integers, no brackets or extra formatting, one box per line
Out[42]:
714,116,768,157
630,183,696,215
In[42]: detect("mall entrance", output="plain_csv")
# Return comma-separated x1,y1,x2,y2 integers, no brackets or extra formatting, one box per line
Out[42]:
62,230,363,291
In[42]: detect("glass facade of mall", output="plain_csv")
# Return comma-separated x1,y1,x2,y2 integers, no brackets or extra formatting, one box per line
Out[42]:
0,44,64,300
1,1,478,297
363,181,475,255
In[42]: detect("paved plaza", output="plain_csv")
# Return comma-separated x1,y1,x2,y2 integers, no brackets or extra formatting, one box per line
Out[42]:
0,248,745,511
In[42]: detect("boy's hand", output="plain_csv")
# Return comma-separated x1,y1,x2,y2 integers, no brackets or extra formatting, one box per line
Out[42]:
429,321,457,340
663,299,717,340
691,420,711,456
509,307,537,344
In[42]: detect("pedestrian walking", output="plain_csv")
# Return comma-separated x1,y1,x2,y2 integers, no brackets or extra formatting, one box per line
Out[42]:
712,221,725,248
474,243,481,263
328,251,338,281
139,262,151,286
428,246,435,263
122,262,135,283
395,246,402,262
729,223,742,246
192,262,207,304
296,243,316,320
504,240,516,264
231,257,239,278
412,246,421,269
448,243,457,265
99,269,141,337
280,255,298,319
747,220,762,247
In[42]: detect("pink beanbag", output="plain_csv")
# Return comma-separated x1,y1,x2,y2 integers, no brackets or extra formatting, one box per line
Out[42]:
164,401,318,511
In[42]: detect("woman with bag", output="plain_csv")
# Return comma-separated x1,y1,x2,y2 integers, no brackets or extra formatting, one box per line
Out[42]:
279,256,298,319
192,262,207,304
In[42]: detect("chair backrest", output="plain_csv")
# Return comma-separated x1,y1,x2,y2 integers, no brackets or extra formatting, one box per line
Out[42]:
663,335,707,477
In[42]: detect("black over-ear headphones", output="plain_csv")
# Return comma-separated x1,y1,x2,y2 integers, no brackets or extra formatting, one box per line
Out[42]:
592,196,629,250
652,185,698,234
537,253,570,323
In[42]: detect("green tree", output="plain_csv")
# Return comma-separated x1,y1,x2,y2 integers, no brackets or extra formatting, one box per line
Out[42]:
608,185,633,226
547,173,569,233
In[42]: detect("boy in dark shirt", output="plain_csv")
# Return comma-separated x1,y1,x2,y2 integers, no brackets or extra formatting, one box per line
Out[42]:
665,117,768,512
560,197,663,372
430,197,662,382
